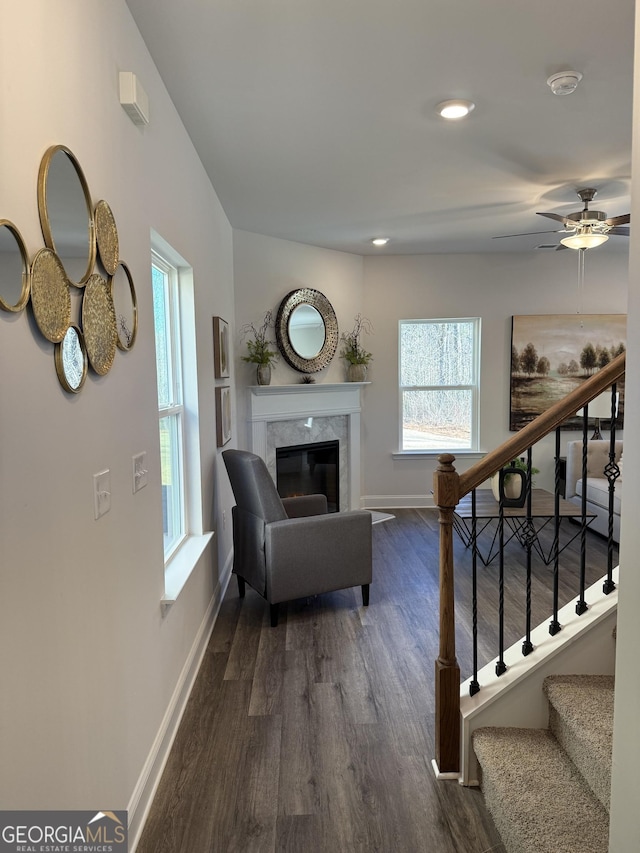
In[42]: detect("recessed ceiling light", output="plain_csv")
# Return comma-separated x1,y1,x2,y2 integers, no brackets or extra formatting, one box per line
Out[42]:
435,99,475,120
372,237,389,246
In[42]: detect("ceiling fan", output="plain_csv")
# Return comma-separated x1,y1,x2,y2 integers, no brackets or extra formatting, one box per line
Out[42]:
494,188,630,250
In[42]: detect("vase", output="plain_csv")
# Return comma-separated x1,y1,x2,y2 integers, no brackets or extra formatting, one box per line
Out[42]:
347,363,367,382
256,364,271,386
490,470,526,506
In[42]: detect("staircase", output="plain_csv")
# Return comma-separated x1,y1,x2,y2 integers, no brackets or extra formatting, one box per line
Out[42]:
473,674,614,853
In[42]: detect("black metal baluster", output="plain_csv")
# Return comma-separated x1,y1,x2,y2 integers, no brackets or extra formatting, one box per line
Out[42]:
549,427,562,635
470,488,480,695
496,483,507,676
576,405,589,615
522,448,534,656
603,383,619,594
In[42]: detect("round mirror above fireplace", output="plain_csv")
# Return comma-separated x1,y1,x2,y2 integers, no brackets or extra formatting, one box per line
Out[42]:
275,288,338,373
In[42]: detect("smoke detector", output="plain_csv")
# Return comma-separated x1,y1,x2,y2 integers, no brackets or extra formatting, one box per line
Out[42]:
547,71,583,96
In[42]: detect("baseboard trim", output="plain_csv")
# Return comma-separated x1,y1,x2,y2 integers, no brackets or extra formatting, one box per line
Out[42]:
128,553,233,851
431,758,461,781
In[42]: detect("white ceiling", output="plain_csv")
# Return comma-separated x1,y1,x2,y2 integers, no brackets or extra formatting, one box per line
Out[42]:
125,0,635,255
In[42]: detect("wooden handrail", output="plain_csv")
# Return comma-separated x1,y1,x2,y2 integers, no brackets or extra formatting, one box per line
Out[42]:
460,351,625,498
432,350,625,776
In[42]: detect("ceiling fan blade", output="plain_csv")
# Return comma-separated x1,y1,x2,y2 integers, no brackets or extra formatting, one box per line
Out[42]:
493,229,564,239
607,226,630,236
605,214,630,226
536,211,571,225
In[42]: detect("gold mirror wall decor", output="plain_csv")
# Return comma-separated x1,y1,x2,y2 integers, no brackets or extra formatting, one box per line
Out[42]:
2,144,136,393
30,248,71,343
95,199,119,276
54,324,88,393
82,273,118,375
275,288,338,373
0,219,31,312
37,144,96,287
109,261,138,351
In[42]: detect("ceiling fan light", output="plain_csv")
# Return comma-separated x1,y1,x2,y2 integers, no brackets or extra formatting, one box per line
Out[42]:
435,99,475,120
560,232,609,250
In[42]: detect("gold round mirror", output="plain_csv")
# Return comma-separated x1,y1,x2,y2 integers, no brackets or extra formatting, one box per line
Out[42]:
0,219,30,312
37,145,96,287
109,261,138,351
275,288,338,373
54,324,88,393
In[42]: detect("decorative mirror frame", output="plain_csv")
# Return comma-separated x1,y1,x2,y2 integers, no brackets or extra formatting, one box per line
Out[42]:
0,219,31,313
275,288,338,373
109,261,138,351
54,324,88,394
37,144,96,286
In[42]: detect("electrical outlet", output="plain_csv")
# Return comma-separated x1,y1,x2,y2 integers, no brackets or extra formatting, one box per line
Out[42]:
93,470,111,520
132,452,148,493
222,509,227,530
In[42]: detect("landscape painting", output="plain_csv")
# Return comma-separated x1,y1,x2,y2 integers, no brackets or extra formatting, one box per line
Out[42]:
510,314,626,431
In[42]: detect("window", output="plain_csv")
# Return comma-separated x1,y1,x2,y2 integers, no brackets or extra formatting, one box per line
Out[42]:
152,253,186,558
399,318,480,451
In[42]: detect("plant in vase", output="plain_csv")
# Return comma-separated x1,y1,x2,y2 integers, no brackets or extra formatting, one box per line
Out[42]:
491,457,540,502
340,314,373,381
240,310,278,385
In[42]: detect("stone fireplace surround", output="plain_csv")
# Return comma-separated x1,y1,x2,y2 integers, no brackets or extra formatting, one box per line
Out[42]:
247,383,366,510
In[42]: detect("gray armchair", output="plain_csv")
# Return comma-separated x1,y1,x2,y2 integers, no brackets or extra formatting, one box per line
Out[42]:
222,449,372,626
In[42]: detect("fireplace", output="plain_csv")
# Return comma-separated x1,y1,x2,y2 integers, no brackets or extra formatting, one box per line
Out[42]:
276,440,339,512
248,383,365,510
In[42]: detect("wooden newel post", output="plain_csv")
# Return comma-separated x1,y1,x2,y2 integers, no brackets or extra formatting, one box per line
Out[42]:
433,453,461,775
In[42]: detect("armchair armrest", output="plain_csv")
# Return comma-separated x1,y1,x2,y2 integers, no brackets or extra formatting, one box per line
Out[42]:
282,494,328,517
265,510,372,604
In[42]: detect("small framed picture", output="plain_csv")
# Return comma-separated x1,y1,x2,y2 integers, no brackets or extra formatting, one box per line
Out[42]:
215,385,232,446
213,316,230,378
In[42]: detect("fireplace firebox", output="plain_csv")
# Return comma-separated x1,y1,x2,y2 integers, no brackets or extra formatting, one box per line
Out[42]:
276,440,339,512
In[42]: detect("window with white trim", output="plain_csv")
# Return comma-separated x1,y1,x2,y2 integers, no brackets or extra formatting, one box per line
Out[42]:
152,252,187,558
399,318,481,451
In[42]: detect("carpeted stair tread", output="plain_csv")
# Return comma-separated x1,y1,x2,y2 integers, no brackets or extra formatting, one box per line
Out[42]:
473,726,609,853
543,674,614,811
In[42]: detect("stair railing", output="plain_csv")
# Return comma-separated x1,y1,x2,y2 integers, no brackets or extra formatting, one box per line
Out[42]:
433,351,625,775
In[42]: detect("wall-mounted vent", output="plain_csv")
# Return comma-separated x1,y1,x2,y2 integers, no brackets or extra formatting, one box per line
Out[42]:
119,72,150,126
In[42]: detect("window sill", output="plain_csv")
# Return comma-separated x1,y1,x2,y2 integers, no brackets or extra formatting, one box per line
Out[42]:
392,450,487,460
161,531,214,614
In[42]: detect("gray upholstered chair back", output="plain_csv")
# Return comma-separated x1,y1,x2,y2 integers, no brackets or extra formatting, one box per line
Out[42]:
222,449,288,523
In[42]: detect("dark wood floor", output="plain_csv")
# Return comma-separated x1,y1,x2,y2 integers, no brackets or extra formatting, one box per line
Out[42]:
137,509,614,853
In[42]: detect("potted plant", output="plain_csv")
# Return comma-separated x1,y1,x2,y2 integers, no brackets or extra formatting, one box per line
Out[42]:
240,310,278,385
340,314,373,381
491,457,540,503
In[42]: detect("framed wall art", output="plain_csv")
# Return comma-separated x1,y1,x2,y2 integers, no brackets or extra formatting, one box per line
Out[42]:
213,316,230,378
510,313,626,431
215,385,232,446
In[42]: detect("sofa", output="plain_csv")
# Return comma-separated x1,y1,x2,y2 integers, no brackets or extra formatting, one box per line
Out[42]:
565,440,623,543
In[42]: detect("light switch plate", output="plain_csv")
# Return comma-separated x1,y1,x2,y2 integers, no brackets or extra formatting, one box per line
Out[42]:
93,470,111,520
132,451,148,493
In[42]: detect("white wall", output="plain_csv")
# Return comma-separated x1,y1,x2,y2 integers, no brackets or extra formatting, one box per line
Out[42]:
362,250,628,505
609,2,640,848
232,229,364,447
0,0,234,837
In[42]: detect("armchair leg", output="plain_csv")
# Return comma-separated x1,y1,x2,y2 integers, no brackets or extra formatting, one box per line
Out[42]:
270,603,279,627
362,584,370,607
237,576,246,598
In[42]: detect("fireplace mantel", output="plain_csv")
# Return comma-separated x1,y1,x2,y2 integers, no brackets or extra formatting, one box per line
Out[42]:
248,382,368,509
